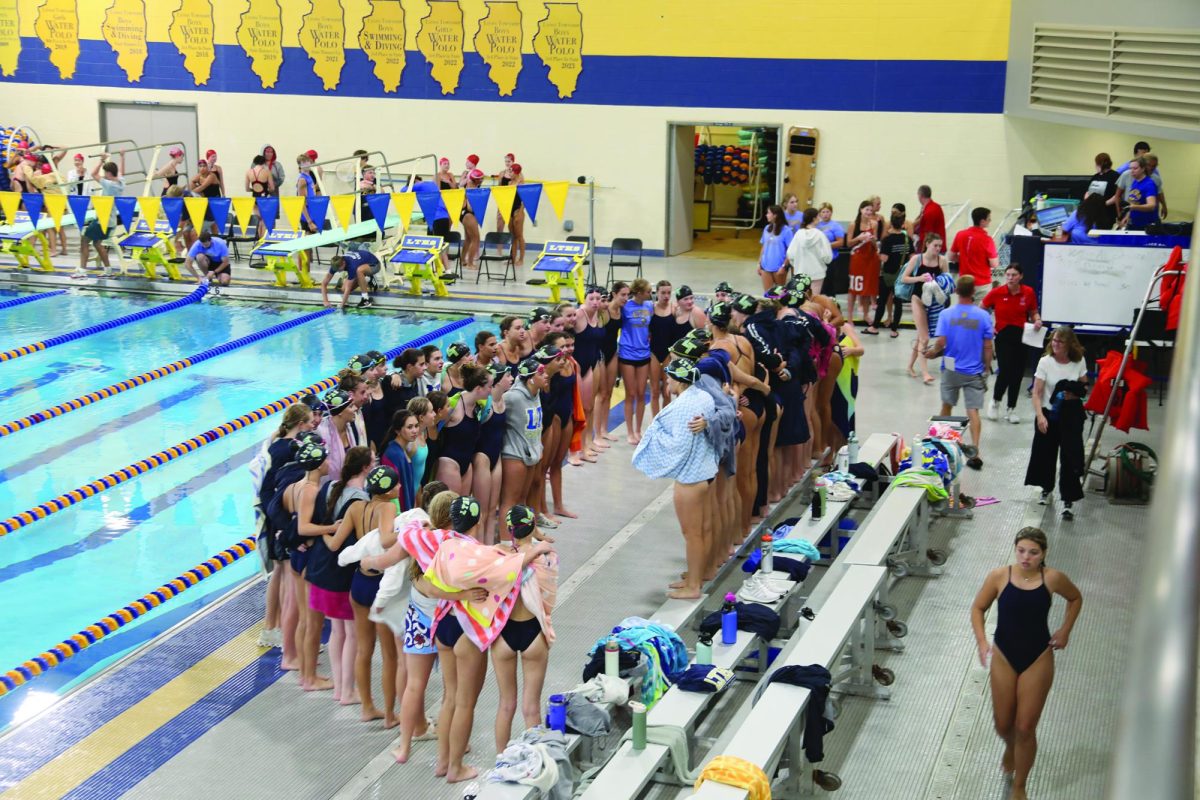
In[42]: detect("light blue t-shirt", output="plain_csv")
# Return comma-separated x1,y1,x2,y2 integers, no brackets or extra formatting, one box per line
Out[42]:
784,209,804,230
619,299,654,360
1060,212,1094,245
759,225,794,273
935,303,994,375
187,236,229,262
816,219,845,247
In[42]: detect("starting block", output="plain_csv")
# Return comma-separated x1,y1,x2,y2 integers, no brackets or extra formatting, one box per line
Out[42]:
531,240,588,303
0,211,87,272
388,234,453,297
250,229,314,288
119,219,183,280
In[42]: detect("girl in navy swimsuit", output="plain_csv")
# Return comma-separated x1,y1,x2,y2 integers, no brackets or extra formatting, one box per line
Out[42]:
571,286,607,463
473,363,513,544
435,364,493,493
647,280,676,416
593,282,628,450
971,528,1083,800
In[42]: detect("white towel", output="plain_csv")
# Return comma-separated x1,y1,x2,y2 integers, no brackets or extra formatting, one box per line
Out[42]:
338,508,429,611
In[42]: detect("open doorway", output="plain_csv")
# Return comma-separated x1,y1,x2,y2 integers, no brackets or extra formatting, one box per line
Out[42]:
665,122,782,258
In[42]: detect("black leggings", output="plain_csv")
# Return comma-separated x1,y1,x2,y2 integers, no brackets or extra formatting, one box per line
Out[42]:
755,402,776,512
992,326,1028,409
872,277,902,331
1023,400,1085,503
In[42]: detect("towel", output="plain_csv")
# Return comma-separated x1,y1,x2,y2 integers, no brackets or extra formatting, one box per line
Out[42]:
424,537,527,651
338,509,429,611
520,549,559,644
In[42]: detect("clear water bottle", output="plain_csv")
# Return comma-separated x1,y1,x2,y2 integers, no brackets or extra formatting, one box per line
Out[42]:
761,533,774,573
848,430,859,464
604,631,620,677
696,631,713,664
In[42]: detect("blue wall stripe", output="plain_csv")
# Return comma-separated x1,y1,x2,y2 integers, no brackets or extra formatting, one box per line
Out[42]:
1,39,1006,113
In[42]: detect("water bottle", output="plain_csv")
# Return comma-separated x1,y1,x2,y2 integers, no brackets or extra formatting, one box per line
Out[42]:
811,479,824,520
696,631,713,665
721,593,738,645
818,482,828,517
836,445,849,472
630,701,647,750
546,693,567,732
604,631,620,677
848,431,859,464
761,534,774,574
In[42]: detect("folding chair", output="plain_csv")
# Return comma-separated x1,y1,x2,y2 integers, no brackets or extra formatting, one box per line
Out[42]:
477,231,516,284
607,237,643,284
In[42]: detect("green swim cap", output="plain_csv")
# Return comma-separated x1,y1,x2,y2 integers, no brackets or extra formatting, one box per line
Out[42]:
533,345,561,365
296,430,324,447
664,357,700,384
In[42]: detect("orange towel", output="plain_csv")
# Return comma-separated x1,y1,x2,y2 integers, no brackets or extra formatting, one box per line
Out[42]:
694,755,772,800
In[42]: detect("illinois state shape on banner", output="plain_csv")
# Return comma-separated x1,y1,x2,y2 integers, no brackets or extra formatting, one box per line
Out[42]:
300,0,345,91
475,1,522,96
417,1,464,95
102,0,147,82
34,0,78,80
0,0,22,78
238,0,283,89
533,2,583,99
170,0,215,86
360,0,406,93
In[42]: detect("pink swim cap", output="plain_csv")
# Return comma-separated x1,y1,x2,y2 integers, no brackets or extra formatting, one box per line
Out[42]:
511,163,522,175
468,168,484,180
466,154,479,165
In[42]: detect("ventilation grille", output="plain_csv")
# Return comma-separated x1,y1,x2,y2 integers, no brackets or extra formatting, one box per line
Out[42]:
1030,25,1200,130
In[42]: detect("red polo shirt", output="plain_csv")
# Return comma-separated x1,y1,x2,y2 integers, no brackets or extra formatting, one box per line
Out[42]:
982,284,1038,332
950,226,998,288
916,199,946,250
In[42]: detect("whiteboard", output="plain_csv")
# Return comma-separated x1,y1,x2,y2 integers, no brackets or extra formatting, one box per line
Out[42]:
1041,244,1190,327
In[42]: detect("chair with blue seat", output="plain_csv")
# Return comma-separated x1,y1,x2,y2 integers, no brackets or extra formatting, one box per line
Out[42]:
607,237,643,284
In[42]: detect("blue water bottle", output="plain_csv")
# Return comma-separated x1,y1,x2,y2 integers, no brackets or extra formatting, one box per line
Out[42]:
721,593,738,645
546,693,567,732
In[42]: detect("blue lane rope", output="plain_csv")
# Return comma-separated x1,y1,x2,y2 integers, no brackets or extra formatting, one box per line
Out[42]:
0,307,335,437
0,317,473,536
0,284,209,363
0,290,67,312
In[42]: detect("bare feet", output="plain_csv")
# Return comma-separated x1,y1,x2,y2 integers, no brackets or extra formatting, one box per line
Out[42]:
922,373,935,384
361,705,385,722
280,660,300,671
554,507,578,519
446,765,479,784
392,744,411,764
1010,788,1028,800
568,454,583,466
592,439,610,451
1001,746,1014,775
384,713,400,730
604,431,620,442
667,588,702,600
668,578,687,589
907,366,918,378
301,676,334,692
626,433,638,445
340,691,362,707
581,450,599,462
434,761,448,777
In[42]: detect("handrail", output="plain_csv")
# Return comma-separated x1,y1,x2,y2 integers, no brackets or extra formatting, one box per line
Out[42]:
942,199,971,233
992,207,1022,244
1107,205,1199,800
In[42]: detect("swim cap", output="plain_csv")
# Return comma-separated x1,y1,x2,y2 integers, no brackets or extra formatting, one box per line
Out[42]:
732,294,759,315
197,160,209,168
585,284,605,297
365,465,400,496
714,281,734,294
446,342,472,363
708,301,732,327
300,393,323,412
295,440,328,470
779,289,805,309
675,285,694,300
664,358,700,384
466,154,480,165
529,306,553,324
306,149,318,160
511,163,522,175
763,287,782,299
73,153,84,161
669,336,708,360
296,430,324,446
468,168,484,181
787,273,813,295
533,345,561,364
168,147,183,157
323,388,354,415
439,157,450,166
487,361,511,381
506,505,537,539
205,149,217,159
515,358,543,378
346,353,375,373
685,328,712,343
365,350,386,368
449,495,482,532
40,164,52,174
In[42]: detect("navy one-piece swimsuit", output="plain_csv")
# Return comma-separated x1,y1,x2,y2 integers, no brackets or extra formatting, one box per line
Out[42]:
993,566,1052,674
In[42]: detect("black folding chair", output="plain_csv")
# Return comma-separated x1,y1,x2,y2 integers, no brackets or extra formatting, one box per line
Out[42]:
477,231,516,284
607,237,643,284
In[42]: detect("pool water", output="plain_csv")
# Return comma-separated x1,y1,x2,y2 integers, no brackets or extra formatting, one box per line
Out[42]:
0,291,489,725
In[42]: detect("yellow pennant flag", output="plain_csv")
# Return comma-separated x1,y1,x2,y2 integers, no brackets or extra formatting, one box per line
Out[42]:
137,196,161,229
0,191,21,224
184,197,209,231
541,181,570,221
92,196,115,234
440,188,465,223
331,194,355,231
491,184,517,226
391,192,416,231
43,194,68,230
280,196,306,232
231,197,256,235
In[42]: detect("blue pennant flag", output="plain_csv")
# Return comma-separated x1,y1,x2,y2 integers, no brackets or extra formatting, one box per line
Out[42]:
21,193,44,227
516,184,542,224
465,187,490,220
365,193,392,233
67,195,92,229
256,196,280,234
208,197,232,235
306,196,330,231
162,196,184,232
114,196,138,231
412,187,445,227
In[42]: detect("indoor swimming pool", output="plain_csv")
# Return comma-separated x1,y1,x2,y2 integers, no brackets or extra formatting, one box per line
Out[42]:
0,289,489,728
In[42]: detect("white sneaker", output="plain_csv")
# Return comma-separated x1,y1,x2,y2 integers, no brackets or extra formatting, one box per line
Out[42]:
1006,411,1020,424
70,269,87,280
1038,491,1051,506
985,399,998,421
736,583,784,604
747,573,793,594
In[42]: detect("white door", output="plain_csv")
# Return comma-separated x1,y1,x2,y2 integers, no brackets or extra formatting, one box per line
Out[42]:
666,124,695,256
99,102,199,196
